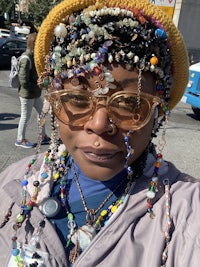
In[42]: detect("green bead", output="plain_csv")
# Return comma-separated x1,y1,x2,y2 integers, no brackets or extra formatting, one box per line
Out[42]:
66,239,71,247
68,213,73,220
16,214,25,223
43,77,50,87
30,159,35,164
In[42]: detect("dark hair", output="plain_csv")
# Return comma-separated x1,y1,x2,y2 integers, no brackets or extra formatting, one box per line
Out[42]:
27,32,37,52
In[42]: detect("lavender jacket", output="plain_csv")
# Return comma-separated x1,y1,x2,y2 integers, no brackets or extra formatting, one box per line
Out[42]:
0,146,200,267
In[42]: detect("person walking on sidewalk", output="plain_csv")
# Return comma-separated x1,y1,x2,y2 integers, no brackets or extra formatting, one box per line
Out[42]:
15,32,50,148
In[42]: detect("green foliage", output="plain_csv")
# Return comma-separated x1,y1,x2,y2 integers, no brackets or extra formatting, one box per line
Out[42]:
0,0,14,15
28,0,62,27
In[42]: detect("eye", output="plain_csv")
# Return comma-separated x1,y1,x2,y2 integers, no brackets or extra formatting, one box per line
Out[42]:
61,94,90,108
111,96,138,112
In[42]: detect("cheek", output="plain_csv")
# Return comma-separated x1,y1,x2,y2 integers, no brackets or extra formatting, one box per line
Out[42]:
129,116,154,161
58,122,75,152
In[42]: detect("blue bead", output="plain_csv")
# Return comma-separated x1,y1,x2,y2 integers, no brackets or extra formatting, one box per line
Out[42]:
99,47,107,53
124,136,128,142
155,29,167,39
21,179,28,186
154,166,159,173
12,248,20,256
75,69,81,75
41,172,48,179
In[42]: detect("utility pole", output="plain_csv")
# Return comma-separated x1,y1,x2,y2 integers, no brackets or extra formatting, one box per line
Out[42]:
173,0,183,27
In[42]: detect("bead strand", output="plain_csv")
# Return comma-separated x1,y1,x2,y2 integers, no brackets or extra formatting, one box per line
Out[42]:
146,153,163,218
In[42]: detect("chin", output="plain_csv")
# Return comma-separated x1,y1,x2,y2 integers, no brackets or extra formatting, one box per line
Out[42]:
79,163,123,181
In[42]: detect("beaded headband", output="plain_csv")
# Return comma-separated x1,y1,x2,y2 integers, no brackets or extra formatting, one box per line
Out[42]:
34,0,189,112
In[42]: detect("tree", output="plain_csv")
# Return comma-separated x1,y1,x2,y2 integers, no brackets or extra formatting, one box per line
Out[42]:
0,0,14,15
28,0,62,27
0,0,16,27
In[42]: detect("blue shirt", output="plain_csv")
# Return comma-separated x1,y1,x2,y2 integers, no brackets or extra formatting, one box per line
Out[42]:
50,158,128,261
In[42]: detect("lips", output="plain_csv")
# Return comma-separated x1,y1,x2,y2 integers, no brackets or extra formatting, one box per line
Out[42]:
79,146,119,162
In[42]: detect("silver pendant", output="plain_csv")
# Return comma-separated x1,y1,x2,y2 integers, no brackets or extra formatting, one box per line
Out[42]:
41,197,61,218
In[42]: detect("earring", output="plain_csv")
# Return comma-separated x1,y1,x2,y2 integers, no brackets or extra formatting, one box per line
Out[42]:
107,123,117,135
146,108,170,219
124,130,134,176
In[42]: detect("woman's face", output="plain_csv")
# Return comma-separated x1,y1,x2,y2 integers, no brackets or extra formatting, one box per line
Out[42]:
58,65,157,180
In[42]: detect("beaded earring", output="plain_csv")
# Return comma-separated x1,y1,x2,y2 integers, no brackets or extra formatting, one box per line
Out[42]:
146,107,170,219
124,130,134,177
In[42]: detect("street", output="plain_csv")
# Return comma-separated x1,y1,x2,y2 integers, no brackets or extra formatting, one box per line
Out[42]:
0,70,200,178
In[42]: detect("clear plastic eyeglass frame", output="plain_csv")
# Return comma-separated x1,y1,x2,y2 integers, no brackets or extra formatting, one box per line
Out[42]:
46,89,160,131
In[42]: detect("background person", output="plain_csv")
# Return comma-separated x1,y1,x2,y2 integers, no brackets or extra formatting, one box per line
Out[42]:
15,32,50,148
0,1,200,267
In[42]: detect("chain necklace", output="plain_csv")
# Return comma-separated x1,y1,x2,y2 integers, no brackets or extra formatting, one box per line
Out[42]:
68,160,134,263
72,161,130,225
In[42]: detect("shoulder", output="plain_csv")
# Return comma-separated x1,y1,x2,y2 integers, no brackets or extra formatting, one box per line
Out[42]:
0,153,45,188
163,161,200,206
165,162,200,235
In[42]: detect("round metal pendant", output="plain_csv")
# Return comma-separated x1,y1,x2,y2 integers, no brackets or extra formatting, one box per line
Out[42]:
41,197,61,218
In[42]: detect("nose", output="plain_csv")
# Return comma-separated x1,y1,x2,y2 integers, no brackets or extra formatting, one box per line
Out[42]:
84,105,113,135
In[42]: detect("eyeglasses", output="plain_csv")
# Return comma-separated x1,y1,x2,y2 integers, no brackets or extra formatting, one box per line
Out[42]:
46,89,160,130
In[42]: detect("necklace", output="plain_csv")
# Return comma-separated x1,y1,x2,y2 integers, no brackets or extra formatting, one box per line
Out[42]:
72,161,129,225
68,161,134,264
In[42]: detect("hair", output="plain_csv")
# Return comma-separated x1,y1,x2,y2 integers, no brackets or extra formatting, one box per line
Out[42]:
27,32,37,52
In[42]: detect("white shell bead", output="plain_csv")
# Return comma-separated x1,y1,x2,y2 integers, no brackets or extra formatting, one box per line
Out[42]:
146,190,156,199
54,23,67,38
134,55,139,63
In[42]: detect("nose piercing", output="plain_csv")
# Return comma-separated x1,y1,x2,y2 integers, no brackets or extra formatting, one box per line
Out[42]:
107,123,117,135
94,141,100,147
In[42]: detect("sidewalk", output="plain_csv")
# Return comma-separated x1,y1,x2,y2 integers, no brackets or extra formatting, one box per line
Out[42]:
0,71,51,172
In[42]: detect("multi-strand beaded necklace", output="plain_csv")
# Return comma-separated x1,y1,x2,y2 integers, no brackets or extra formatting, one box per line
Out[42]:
2,138,172,266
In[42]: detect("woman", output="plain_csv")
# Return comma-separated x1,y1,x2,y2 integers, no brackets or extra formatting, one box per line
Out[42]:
0,0,200,266
15,32,50,148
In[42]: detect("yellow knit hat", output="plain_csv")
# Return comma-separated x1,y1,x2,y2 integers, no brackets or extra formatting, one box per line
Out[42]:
35,0,189,111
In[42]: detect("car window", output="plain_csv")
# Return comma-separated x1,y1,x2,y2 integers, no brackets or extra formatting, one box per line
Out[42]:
4,41,18,49
0,38,6,46
0,30,9,34
17,41,27,49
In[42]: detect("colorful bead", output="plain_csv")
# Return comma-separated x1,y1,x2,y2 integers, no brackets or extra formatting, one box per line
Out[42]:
111,205,117,213
100,210,107,217
12,248,20,256
150,56,158,65
33,180,40,187
146,190,155,199
41,172,48,179
54,172,60,180
21,180,28,186
155,28,167,39
16,214,26,223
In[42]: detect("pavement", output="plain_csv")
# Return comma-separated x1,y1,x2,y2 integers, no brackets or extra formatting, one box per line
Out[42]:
0,70,51,173
0,70,200,178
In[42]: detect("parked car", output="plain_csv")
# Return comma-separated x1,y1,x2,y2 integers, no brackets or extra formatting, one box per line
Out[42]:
0,28,10,38
181,62,200,119
0,37,27,69
10,25,30,40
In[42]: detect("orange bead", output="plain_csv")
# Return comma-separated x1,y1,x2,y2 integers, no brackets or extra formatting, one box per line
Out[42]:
155,161,161,168
150,56,158,65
